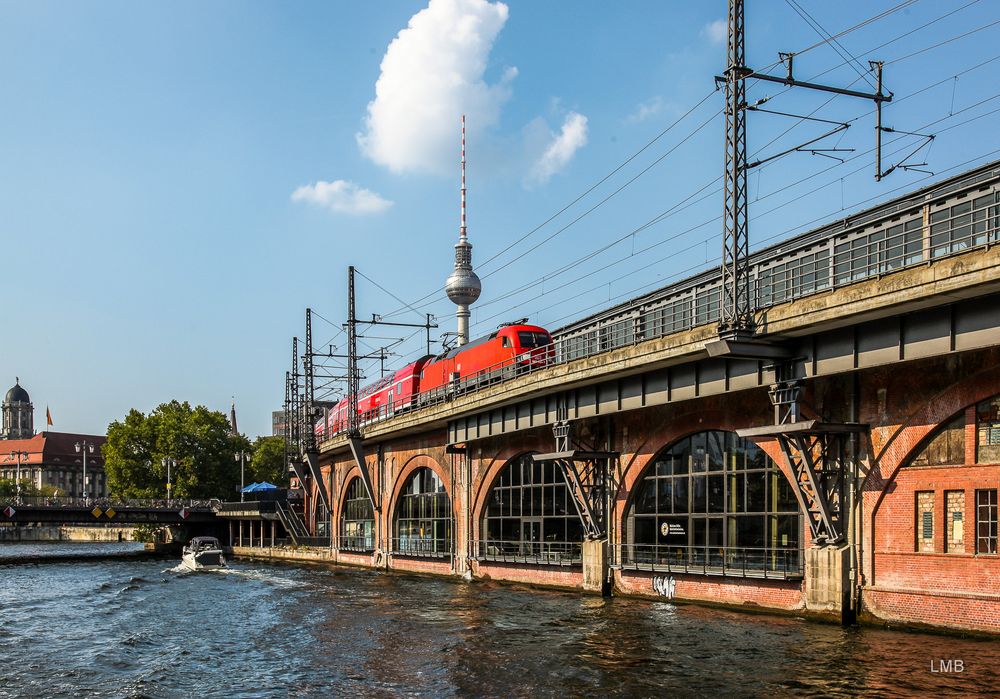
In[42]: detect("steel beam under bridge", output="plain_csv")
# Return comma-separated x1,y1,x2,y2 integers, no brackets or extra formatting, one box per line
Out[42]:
448,293,1000,444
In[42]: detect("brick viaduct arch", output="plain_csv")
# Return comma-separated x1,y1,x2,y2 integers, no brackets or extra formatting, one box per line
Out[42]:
861,363,1000,584
386,453,454,531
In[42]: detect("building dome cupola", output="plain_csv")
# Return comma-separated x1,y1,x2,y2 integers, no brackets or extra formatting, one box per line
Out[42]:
2,377,34,440
5,378,30,405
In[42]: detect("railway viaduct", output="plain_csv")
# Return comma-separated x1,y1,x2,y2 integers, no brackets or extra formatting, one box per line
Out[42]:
286,160,1000,634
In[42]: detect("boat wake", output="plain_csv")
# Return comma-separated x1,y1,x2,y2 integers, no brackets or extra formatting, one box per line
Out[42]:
217,567,306,588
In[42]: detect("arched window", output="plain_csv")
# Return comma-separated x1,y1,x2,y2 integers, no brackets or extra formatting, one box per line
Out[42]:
624,430,801,578
393,467,452,558
479,453,583,564
340,477,374,552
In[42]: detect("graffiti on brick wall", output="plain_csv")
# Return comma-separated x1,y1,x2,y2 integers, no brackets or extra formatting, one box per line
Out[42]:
652,575,676,599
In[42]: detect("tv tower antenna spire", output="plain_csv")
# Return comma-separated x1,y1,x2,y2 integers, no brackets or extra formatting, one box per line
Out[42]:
445,115,481,346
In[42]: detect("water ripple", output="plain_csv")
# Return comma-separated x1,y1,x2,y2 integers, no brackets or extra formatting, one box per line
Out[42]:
0,543,997,697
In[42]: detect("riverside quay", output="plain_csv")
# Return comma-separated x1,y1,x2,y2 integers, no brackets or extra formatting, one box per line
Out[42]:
235,160,1000,636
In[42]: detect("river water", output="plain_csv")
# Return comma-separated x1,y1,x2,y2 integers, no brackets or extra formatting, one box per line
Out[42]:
0,543,997,698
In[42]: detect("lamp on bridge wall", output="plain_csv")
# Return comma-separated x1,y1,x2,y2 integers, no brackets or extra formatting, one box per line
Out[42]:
74,441,94,505
162,457,176,505
7,450,29,504
235,451,251,502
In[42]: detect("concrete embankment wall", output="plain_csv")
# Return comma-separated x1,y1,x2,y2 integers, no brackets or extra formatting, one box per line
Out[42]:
0,524,138,542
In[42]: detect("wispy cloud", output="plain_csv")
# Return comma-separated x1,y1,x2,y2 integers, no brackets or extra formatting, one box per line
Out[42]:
528,112,588,186
626,96,665,124
291,180,393,215
357,0,515,175
703,18,726,45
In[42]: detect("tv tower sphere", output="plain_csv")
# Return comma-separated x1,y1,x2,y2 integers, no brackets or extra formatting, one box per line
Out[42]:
445,254,481,306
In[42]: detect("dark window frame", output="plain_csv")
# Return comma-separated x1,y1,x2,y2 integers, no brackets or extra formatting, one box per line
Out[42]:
392,467,453,558
340,476,375,552
976,488,998,555
623,430,802,578
478,453,583,565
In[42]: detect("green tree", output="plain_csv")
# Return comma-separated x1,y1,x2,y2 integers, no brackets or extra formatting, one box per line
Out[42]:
0,478,58,499
250,436,287,486
104,400,250,499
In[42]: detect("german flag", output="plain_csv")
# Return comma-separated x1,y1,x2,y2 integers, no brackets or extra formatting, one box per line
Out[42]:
46,406,53,426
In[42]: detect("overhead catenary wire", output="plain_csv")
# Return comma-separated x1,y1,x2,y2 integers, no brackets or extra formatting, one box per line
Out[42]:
383,1,986,325
369,3,1000,361
538,148,1000,330
472,97,1000,333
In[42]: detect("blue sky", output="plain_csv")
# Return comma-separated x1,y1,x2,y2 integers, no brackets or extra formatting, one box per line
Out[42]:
3,0,999,438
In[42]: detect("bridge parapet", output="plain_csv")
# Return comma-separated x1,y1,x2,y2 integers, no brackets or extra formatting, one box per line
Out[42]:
1,495,219,510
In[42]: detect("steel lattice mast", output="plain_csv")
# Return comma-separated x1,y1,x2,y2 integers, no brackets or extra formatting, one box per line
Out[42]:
719,0,753,338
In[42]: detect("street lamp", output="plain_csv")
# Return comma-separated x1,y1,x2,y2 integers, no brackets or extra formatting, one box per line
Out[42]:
235,450,251,501
8,450,28,504
74,441,94,504
162,457,176,505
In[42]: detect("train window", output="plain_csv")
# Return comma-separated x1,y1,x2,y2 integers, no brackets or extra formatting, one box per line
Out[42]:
518,331,549,347
502,336,512,348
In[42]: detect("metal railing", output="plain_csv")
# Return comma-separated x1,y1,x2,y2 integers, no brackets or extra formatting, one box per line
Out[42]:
472,539,582,566
613,543,804,579
275,501,309,541
337,534,375,553
389,537,452,559
0,494,218,509
312,165,1000,442
216,500,278,515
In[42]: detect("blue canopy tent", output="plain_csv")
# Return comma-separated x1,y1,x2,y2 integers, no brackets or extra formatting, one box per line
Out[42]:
241,481,279,493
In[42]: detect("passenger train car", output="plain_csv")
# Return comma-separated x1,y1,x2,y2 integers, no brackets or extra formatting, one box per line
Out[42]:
319,323,552,438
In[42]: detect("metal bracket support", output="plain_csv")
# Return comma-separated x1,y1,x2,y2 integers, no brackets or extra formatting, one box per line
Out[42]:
535,420,618,541
739,420,866,545
348,436,380,512
303,452,330,512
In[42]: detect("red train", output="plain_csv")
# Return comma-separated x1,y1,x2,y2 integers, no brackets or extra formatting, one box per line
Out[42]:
317,323,552,437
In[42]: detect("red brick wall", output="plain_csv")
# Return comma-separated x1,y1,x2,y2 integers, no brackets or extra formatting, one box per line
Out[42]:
860,354,1000,633
616,569,804,610
302,349,1000,633
473,561,583,589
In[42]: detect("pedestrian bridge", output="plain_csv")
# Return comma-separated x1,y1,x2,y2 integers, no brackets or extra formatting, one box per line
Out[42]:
0,495,218,525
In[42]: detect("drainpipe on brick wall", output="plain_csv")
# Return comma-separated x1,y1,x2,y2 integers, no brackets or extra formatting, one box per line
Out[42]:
849,370,862,623
466,450,473,576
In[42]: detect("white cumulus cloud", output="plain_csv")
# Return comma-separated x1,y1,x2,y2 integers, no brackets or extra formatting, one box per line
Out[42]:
528,112,588,186
291,180,393,215
703,18,726,45
357,0,515,175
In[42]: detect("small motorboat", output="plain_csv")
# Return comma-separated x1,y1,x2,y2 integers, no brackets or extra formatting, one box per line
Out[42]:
181,536,226,571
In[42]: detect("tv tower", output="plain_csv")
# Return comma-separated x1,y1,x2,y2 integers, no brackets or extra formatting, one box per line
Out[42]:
444,115,481,346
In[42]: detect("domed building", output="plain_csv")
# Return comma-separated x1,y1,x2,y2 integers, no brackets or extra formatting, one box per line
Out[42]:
0,378,107,499
2,378,33,440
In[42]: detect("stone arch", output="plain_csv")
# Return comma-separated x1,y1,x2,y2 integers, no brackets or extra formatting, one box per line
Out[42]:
615,407,794,527
864,363,1000,502
336,466,376,549
617,423,802,572
471,445,533,525
335,465,364,523
386,454,455,557
471,449,537,545
387,453,452,522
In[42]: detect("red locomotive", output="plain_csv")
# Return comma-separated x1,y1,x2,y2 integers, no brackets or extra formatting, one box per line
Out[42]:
320,323,552,437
